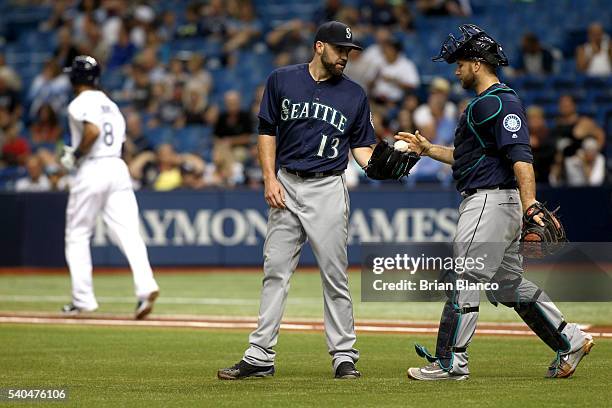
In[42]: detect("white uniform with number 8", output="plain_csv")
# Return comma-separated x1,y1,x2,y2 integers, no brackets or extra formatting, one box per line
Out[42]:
65,90,158,311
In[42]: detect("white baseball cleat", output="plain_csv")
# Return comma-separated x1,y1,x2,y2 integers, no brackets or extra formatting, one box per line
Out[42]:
546,336,594,378
135,290,159,320
407,362,469,381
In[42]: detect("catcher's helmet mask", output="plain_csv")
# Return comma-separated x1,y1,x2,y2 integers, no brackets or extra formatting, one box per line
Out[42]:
64,55,101,87
433,24,508,67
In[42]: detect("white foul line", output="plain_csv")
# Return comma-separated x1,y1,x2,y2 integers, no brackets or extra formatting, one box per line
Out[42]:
0,316,609,337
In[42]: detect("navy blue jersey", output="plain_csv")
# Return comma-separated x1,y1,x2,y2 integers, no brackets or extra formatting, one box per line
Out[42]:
452,83,530,192
258,64,376,172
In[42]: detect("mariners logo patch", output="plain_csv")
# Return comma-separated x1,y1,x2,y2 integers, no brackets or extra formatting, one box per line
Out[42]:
503,114,521,132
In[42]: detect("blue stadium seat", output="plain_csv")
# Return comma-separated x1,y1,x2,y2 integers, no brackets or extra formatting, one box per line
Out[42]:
145,126,174,148
173,125,212,154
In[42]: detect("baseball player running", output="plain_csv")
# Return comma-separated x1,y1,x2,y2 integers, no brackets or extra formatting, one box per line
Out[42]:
396,25,593,380
60,56,159,320
218,21,418,380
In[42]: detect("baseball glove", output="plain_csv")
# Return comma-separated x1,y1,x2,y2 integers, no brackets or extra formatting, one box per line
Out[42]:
364,141,420,180
520,202,567,258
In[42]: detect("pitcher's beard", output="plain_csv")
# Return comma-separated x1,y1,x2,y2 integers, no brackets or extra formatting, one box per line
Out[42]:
322,51,345,77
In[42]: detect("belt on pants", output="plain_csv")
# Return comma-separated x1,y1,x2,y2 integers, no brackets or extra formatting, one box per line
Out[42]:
461,183,517,197
282,168,344,179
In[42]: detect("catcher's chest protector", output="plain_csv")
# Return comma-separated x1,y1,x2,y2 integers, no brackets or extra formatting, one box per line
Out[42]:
451,86,516,181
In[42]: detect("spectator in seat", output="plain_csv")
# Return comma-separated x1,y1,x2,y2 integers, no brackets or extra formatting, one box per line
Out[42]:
27,59,71,120
526,106,556,183
550,94,605,157
122,111,152,164
185,53,213,96
1,123,30,166
30,103,62,144
157,82,185,127
182,81,210,125
0,53,22,92
157,10,178,42
204,140,244,187
576,22,612,76
129,143,182,191
551,137,606,186
15,154,50,192
213,90,253,162
344,49,378,91
54,25,81,69
130,4,156,48
515,33,556,76
370,38,420,105
45,164,69,191
201,0,229,39
0,70,22,126
413,77,457,144
180,159,206,190
223,0,262,62
176,2,204,38
122,63,153,111
266,19,313,67
107,24,139,70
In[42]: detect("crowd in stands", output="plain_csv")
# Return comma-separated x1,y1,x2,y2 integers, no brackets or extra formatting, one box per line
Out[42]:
0,0,610,193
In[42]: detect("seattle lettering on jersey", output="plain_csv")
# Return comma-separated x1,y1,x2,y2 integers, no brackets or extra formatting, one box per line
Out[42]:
280,98,348,133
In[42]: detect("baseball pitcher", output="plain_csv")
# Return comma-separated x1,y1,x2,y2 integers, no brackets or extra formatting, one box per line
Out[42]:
61,56,159,319
218,21,418,380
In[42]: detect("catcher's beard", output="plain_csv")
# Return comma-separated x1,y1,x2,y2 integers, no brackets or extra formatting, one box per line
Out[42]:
321,47,345,77
459,67,476,89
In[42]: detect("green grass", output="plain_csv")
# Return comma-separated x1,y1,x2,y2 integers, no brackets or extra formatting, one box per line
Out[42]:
1,272,610,407
0,325,609,407
0,272,611,324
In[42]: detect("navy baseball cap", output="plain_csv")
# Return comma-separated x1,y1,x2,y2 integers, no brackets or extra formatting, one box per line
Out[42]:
314,21,362,51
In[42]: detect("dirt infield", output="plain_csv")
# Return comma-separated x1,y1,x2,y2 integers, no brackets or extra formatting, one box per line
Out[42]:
2,312,611,338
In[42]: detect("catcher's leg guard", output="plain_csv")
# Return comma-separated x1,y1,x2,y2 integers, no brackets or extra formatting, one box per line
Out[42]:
415,289,479,375
514,289,571,353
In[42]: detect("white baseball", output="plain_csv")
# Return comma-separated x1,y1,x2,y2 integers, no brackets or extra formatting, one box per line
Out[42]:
394,140,410,152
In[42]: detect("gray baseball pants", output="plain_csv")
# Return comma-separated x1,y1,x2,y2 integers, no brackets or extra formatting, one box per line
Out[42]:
243,169,359,371
440,188,587,375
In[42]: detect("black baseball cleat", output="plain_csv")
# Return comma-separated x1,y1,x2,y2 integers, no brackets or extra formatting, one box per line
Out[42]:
217,360,275,380
334,361,361,379
135,290,159,320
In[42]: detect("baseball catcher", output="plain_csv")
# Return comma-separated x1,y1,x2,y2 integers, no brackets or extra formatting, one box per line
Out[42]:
397,24,594,382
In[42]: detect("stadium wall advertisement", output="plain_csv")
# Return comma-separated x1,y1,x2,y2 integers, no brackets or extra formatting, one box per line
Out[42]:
0,187,610,267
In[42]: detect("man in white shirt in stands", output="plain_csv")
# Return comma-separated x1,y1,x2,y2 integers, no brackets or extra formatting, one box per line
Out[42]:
371,37,420,104
15,155,50,192
563,137,606,186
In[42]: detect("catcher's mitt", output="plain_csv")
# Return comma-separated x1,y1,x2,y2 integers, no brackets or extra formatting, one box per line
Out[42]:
520,202,567,258
364,141,420,180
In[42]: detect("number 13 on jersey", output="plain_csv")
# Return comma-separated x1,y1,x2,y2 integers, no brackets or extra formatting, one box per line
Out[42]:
316,134,339,159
